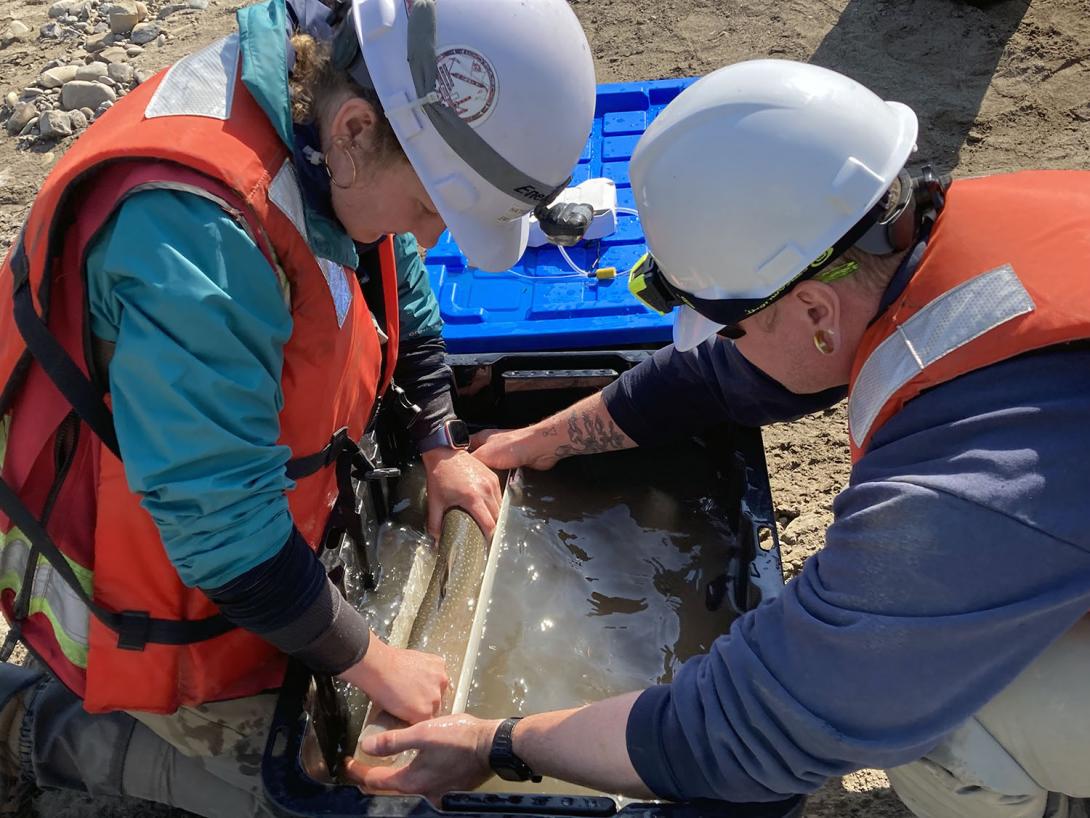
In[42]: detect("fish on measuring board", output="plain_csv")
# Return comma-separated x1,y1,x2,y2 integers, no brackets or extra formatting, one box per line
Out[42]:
352,508,490,769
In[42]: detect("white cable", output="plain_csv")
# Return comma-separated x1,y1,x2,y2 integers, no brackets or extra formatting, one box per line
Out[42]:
558,244,591,277
492,206,644,281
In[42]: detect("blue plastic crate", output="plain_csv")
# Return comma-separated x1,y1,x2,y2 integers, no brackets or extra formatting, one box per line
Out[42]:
425,77,697,354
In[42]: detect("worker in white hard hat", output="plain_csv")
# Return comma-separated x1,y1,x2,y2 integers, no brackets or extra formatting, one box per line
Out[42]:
0,0,595,814
351,60,1090,818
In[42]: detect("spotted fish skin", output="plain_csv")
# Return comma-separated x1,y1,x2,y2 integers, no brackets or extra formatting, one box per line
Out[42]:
353,509,488,767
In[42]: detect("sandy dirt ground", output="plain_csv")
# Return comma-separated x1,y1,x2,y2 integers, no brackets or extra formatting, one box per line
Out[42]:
1,0,1089,815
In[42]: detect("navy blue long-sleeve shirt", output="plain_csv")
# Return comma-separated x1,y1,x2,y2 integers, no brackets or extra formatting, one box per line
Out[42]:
605,338,1090,802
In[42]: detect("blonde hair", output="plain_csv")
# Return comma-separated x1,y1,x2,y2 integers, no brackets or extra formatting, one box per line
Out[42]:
289,33,404,161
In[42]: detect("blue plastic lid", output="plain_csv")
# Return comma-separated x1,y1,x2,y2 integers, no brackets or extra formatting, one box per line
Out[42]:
425,78,697,354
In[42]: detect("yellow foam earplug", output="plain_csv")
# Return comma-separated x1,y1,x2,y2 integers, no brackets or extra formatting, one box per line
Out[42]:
595,267,617,280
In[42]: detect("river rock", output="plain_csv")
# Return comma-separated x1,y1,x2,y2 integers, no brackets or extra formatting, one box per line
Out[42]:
106,62,133,84
79,106,93,120
40,22,67,39
68,108,88,130
41,65,79,87
21,87,45,99
125,44,142,56
4,20,33,44
108,0,142,33
99,45,128,63
84,31,110,51
4,91,17,108
134,69,151,84
6,102,37,134
60,79,115,111
39,110,73,139
130,21,159,44
74,61,108,81
93,99,113,118
48,0,78,18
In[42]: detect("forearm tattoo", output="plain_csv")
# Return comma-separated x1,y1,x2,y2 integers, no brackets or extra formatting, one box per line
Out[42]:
550,408,627,458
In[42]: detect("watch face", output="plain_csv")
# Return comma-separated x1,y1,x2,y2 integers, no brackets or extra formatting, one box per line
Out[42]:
447,420,471,448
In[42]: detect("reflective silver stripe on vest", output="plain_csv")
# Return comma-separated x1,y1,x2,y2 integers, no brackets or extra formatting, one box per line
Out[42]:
146,34,240,120
318,258,352,328
268,161,308,241
849,264,1035,448
0,537,90,664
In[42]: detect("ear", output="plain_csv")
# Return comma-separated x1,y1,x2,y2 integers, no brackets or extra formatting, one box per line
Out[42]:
326,96,380,150
790,281,842,334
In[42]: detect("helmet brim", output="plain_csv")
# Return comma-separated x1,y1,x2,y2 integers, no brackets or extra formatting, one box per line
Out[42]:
672,305,725,352
447,210,530,273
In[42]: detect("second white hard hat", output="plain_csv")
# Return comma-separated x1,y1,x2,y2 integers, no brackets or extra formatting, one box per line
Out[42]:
350,0,596,272
629,59,918,351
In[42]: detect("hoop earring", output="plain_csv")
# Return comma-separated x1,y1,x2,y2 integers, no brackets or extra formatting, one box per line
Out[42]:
813,329,836,356
325,142,358,190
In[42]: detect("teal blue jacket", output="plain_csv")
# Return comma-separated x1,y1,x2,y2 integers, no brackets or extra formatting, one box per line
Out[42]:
86,2,444,589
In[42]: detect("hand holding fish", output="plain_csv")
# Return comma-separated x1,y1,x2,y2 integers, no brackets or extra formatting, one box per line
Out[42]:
339,636,450,725
421,447,502,540
343,714,500,803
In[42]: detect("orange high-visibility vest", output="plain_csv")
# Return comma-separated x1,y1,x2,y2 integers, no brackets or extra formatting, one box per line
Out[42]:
848,170,1090,461
0,35,400,713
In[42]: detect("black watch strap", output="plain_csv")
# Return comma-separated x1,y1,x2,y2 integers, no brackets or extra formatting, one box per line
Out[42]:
488,717,542,783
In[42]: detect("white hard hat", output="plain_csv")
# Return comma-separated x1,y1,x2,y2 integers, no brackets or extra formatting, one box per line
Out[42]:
628,59,918,351
349,0,596,272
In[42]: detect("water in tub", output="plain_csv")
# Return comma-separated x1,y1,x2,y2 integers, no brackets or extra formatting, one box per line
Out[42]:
343,444,741,798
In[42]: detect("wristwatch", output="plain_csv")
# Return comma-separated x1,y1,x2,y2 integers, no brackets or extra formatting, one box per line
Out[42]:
489,717,541,783
417,418,471,453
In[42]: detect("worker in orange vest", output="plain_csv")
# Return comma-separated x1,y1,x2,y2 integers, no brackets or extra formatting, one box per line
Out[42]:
352,61,1090,818
0,0,595,814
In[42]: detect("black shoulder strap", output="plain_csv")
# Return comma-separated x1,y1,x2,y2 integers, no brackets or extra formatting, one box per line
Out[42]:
12,275,121,460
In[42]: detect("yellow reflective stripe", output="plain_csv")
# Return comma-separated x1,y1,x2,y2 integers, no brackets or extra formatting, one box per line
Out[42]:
0,533,91,668
0,568,88,668
0,527,92,597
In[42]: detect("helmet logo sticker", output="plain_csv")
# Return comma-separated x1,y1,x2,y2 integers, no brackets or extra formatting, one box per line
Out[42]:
435,47,498,126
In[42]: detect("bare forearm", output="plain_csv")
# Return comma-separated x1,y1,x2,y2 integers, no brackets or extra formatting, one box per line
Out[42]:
511,692,654,798
537,393,636,460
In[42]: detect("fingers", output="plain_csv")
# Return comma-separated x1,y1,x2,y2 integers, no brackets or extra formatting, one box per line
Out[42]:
425,494,443,542
469,428,500,451
359,723,423,758
343,757,412,794
465,497,498,540
358,763,406,793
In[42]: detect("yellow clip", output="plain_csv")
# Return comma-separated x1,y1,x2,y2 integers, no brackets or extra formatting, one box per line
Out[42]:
595,267,617,280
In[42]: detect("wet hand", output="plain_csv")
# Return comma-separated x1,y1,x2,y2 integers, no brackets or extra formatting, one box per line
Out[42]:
343,714,502,803
471,428,561,472
421,447,501,540
340,636,449,724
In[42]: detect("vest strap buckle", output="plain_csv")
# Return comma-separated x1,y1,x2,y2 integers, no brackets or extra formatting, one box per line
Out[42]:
116,611,152,651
